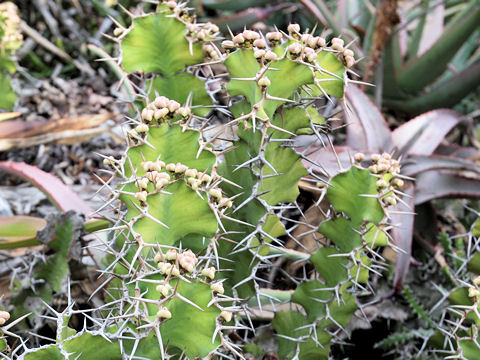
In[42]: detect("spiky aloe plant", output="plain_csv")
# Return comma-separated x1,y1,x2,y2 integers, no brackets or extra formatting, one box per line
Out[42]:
0,1,406,359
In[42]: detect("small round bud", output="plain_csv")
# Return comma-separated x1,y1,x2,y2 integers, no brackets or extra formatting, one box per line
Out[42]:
222,40,235,49
258,77,271,87
392,178,404,188
141,108,154,122
158,262,172,274
165,250,177,261
174,163,188,174
253,38,266,48
156,307,172,319
306,51,317,62
154,252,163,263
385,196,397,206
113,27,124,37
345,56,355,68
200,174,212,184
202,267,216,280
376,179,389,188
142,161,154,172
138,177,150,190
136,123,149,133
154,108,170,120
211,282,224,294
0,311,10,326
166,1,177,9
185,168,198,178
288,43,303,55
469,287,480,298
167,100,180,113
220,310,232,322
331,37,344,51
178,107,191,118
473,276,480,287
317,37,326,47
243,30,260,41
287,23,300,33
254,49,266,59
371,154,381,162
209,188,222,200
154,96,169,109
166,163,176,172
343,49,354,57
156,283,172,297
171,266,180,277
232,34,245,45
135,191,148,203
265,50,278,61
308,36,318,48
354,153,365,162
155,178,169,190
266,31,282,41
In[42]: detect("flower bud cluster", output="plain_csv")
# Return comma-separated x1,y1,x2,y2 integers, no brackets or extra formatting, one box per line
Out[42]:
363,152,403,207
203,43,220,60
140,96,190,125
0,2,22,53
187,21,219,42
0,310,10,325
154,249,199,277
468,275,480,299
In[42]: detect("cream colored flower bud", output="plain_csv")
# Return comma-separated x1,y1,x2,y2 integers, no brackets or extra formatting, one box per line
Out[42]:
191,180,200,191
154,96,169,109
243,30,260,41
135,124,149,133
142,108,154,122
306,52,317,62
308,36,318,48
174,163,188,174
220,310,232,322
266,31,282,41
200,174,212,184
473,276,480,287
211,282,224,294
345,56,355,68
210,24,219,33
202,266,216,280
222,40,235,49
287,23,300,33
135,191,148,203
178,107,191,118
265,50,278,61
154,252,163,263
469,287,480,298
209,188,222,200
166,1,177,9
0,311,10,326
258,77,271,87
168,100,180,113
154,108,170,120
385,196,397,206
331,37,344,51
158,262,172,274
376,179,389,188
253,38,266,48
392,178,404,188
317,37,326,47
139,177,150,189
156,307,172,319
185,168,198,178
254,49,266,59
354,153,365,162
165,249,177,261
288,43,302,55
233,34,245,45
203,44,214,53
156,283,172,297
371,154,381,162
113,27,124,37
343,49,354,57
155,178,169,190
166,163,176,172
171,265,180,277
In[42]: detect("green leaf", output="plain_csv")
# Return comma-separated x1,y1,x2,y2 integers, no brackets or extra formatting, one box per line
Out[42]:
0,72,17,110
327,167,384,227
459,338,480,360
161,280,221,358
318,217,362,253
121,14,203,76
310,247,348,286
122,181,217,247
292,280,332,321
63,332,121,360
273,311,331,360
0,216,45,249
308,51,345,98
35,254,69,293
125,124,216,178
147,73,212,116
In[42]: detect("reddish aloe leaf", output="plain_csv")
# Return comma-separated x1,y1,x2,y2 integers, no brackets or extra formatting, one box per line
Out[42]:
435,144,478,159
0,161,92,216
415,170,480,205
392,183,415,291
297,143,352,177
392,109,466,156
0,216,45,249
344,85,392,152
402,154,480,177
